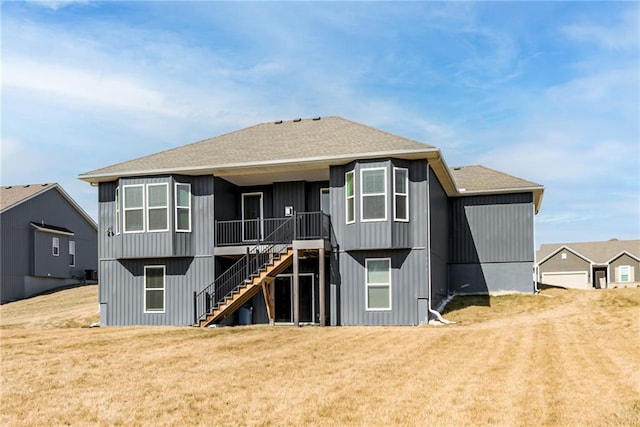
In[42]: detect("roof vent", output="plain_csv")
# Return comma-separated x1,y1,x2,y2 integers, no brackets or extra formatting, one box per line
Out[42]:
42,183,48,186
453,167,462,171
24,184,30,188
312,116,321,121
293,118,302,122
6,186,12,189
274,120,283,124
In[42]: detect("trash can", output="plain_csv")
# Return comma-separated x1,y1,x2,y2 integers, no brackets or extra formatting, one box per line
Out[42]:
238,304,253,325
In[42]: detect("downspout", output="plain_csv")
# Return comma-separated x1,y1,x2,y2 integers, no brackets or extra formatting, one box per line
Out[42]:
533,203,540,293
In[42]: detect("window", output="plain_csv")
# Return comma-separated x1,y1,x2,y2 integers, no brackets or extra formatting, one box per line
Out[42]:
115,187,120,234
361,168,387,221
123,185,144,233
147,183,169,232
69,241,75,267
394,167,409,221
52,237,59,256
366,258,391,310
619,265,631,283
345,171,355,223
144,266,165,313
175,183,191,232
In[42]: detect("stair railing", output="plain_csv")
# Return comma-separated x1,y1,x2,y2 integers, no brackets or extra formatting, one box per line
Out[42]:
194,215,297,324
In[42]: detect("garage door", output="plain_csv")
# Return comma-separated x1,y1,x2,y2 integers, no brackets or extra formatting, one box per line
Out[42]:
541,272,589,289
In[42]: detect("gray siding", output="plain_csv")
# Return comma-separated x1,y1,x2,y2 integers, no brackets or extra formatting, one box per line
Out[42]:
449,194,535,294
99,256,213,326
337,248,428,325
213,177,238,221
449,262,533,294
330,159,429,251
1,186,97,303
99,176,214,260
428,166,449,305
538,250,591,282
273,181,305,217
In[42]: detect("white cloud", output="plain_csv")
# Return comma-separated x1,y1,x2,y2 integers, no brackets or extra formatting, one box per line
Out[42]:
3,57,184,117
562,7,639,51
25,0,90,11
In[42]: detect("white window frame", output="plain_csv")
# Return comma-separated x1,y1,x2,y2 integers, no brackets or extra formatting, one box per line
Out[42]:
146,183,169,232
360,167,387,222
69,241,75,267
619,265,631,283
144,265,166,313
345,171,355,224
393,167,409,222
365,258,392,311
175,183,192,232
123,184,145,233
52,237,59,256
115,186,120,235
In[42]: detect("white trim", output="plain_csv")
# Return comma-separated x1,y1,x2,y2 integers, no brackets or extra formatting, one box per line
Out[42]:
144,265,166,313
536,245,595,266
175,182,192,233
606,250,640,264
146,183,169,232
115,186,120,235
123,184,145,233
393,167,409,222
365,258,392,311
345,171,355,224
241,192,264,241
69,240,75,267
52,237,59,256
360,167,387,222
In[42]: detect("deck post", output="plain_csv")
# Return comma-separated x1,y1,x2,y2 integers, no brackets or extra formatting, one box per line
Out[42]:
293,249,300,327
319,247,325,326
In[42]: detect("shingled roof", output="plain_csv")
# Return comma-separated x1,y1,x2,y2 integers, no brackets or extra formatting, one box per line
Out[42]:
78,116,544,211
537,239,640,264
80,116,436,180
0,183,55,212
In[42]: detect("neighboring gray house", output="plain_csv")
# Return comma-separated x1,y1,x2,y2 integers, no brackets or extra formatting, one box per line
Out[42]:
536,239,640,289
0,183,98,303
78,116,544,326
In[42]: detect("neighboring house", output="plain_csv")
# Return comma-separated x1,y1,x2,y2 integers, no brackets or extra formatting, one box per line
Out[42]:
78,116,544,326
0,183,98,303
536,239,640,289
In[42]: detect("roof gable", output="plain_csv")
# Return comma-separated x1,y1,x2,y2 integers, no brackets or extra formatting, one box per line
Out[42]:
537,240,640,265
1,183,97,230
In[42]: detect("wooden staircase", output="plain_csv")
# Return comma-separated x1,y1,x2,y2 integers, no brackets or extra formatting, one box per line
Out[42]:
199,248,294,327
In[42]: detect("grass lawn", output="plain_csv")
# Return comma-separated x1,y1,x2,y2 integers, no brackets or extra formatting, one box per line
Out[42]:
1,284,639,426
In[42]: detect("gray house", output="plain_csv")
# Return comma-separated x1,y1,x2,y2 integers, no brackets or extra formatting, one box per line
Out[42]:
536,239,640,289
78,117,544,326
0,183,98,303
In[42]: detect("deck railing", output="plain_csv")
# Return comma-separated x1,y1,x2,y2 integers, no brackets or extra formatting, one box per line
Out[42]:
215,212,330,246
195,212,330,324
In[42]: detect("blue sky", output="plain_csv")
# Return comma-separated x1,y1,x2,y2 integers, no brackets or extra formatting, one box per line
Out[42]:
2,1,638,247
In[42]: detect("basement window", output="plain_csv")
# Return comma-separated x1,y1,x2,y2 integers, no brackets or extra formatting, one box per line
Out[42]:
366,258,391,310
144,266,165,313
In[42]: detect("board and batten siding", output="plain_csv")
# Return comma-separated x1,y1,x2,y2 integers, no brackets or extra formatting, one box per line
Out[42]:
1,186,97,303
428,166,449,305
449,193,535,294
99,256,214,326
337,248,428,325
329,159,429,251
99,176,214,260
